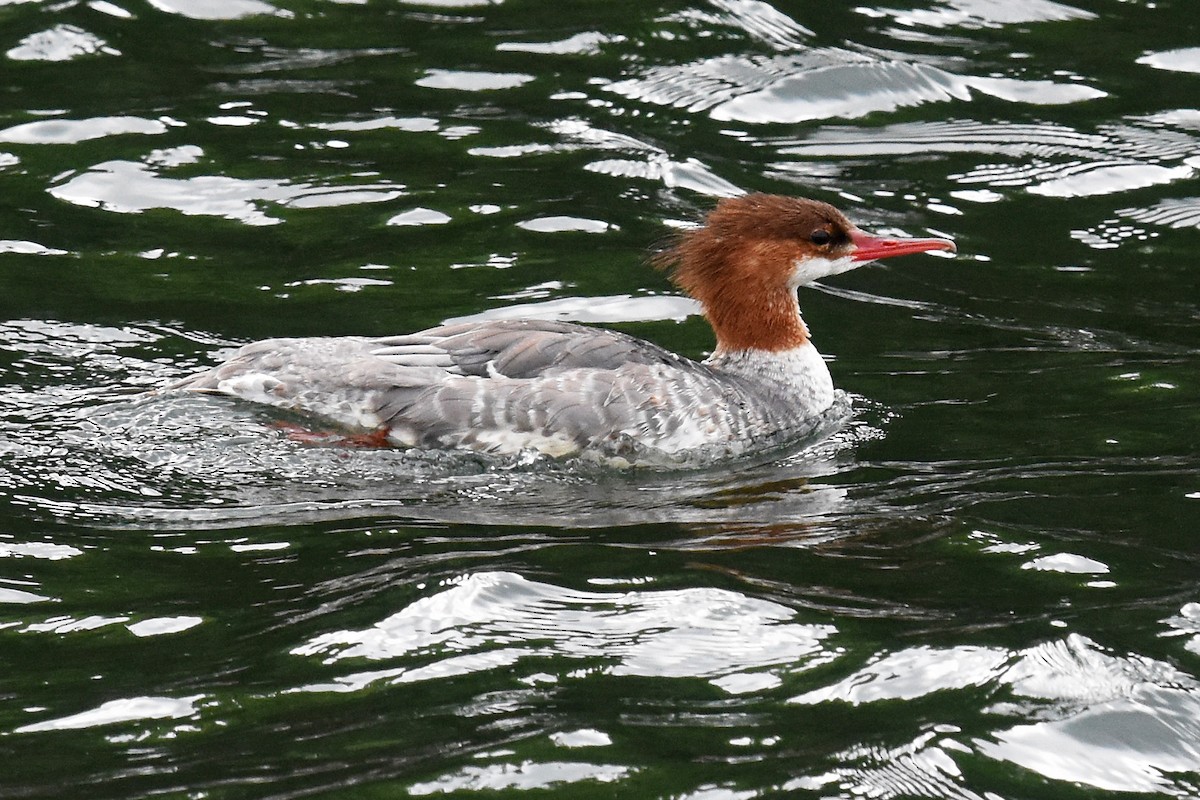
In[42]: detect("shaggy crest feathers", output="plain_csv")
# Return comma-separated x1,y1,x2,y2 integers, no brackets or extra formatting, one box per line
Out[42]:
651,194,856,353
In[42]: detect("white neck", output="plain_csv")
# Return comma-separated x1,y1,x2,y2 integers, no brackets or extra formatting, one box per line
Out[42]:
706,340,836,415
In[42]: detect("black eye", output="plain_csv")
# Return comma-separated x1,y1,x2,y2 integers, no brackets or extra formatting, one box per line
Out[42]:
810,229,832,246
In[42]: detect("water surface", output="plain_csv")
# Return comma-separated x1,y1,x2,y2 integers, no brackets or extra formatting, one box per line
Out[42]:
2,0,1200,797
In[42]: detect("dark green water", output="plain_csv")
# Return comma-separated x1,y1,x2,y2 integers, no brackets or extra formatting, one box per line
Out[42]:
3,0,1200,797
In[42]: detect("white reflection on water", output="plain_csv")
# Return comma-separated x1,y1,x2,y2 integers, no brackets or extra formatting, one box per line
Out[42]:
461,116,743,198
791,645,1008,705
1021,552,1109,574
1027,163,1194,199
386,207,452,226
549,728,612,748
0,540,83,560
310,115,440,133
706,0,813,50
292,571,837,693
863,0,1096,30
0,318,162,353
1138,48,1200,75
395,0,493,6
145,0,281,20
6,24,119,62
1120,197,1200,231
49,155,406,225
516,215,614,233
785,729,981,800
16,694,203,733
496,31,622,57
415,69,535,91
789,634,1200,797
982,635,1200,794
0,115,167,144
1162,604,1200,656
606,49,1103,125
24,614,130,633
584,155,743,198
0,240,69,256
774,117,1199,200
284,276,394,293
0,587,51,605
126,615,204,637
408,759,631,796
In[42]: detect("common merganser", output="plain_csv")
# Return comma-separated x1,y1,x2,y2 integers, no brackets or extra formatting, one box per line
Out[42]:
174,194,955,464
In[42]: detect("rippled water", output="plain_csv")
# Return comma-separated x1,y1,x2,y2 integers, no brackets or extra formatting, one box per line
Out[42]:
3,0,1200,797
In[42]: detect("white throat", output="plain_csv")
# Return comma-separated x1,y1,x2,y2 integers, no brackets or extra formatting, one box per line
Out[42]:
788,254,859,288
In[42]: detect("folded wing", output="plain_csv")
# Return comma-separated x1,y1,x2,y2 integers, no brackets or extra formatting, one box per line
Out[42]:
370,319,692,378
171,320,762,459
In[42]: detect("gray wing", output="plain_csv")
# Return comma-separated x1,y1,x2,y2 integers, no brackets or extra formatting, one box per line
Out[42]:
169,326,771,459
372,360,762,458
168,337,449,432
370,319,695,379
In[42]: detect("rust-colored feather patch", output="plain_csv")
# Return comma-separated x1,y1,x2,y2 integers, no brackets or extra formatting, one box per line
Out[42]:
652,194,853,352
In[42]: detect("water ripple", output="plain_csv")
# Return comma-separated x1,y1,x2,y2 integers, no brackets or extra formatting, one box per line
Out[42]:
292,571,837,692
408,760,631,796
864,0,1096,30
0,115,168,145
1138,47,1200,75
606,48,1102,124
1,0,1198,797
1119,197,1200,230
983,636,1200,795
147,0,282,20
788,634,1200,798
6,24,119,62
787,731,986,800
15,695,204,734
49,153,406,225
215,42,403,74
775,116,1199,198
705,0,813,51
